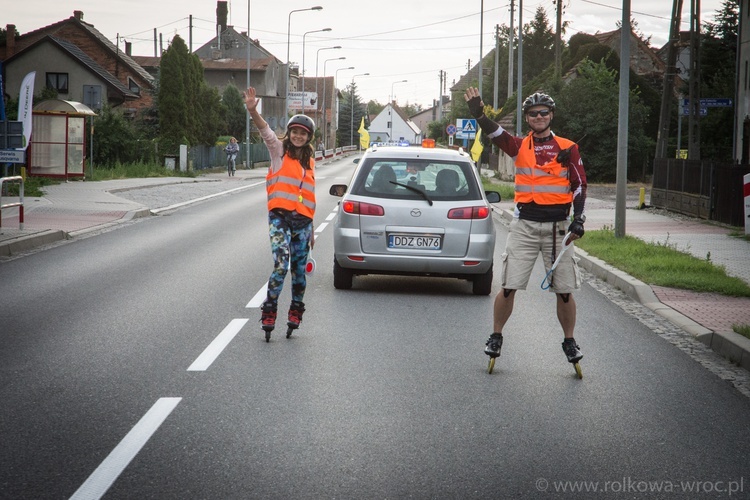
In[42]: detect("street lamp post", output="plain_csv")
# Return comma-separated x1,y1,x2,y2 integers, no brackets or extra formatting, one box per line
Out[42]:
301,27,331,113
389,79,407,141
334,66,355,149
351,73,370,147
322,57,347,150
286,6,322,122
315,46,341,129
246,0,251,168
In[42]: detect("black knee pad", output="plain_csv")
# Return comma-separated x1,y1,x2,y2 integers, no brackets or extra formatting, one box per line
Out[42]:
558,293,571,303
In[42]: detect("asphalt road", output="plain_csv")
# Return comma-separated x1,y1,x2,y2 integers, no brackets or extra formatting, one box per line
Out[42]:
1,159,749,499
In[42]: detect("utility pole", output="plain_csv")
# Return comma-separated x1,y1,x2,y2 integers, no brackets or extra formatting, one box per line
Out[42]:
655,0,683,159
515,0,523,135
494,25,500,108
687,0,702,159
615,0,631,238
508,0,515,101
438,70,445,122
555,0,562,77
478,0,484,98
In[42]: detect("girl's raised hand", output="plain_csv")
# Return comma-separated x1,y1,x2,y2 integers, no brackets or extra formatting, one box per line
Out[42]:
243,87,259,112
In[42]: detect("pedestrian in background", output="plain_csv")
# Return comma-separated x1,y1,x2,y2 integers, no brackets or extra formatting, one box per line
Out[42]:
243,87,316,339
464,86,588,366
224,136,239,176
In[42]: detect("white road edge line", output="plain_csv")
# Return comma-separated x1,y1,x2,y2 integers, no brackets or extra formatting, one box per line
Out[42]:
187,318,249,371
70,397,182,500
151,181,265,214
247,283,268,308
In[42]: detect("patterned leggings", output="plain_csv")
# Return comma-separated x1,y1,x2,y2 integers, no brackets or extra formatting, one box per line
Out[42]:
265,211,312,307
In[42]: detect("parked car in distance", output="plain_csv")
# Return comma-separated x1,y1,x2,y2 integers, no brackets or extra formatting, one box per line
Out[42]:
329,142,501,295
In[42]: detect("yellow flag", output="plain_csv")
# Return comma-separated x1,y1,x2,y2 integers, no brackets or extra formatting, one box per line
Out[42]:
358,117,370,150
470,125,483,163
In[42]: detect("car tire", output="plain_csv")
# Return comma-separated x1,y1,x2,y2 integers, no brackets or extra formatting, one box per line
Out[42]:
333,259,354,289
472,265,493,295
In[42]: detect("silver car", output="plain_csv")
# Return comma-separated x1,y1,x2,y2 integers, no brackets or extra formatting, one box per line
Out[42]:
329,144,500,295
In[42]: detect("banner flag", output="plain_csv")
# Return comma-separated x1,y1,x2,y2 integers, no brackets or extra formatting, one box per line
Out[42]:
470,125,483,163
0,62,5,120
17,71,36,150
358,117,370,150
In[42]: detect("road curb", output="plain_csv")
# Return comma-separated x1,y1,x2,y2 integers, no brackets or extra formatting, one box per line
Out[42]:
0,229,66,256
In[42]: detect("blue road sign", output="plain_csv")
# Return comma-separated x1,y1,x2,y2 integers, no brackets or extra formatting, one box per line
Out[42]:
681,98,733,107
455,119,477,139
682,106,708,116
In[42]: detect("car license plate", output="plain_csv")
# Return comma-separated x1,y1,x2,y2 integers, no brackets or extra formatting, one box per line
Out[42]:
388,233,442,250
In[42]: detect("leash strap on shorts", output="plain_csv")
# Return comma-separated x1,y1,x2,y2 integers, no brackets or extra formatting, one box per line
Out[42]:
541,231,573,290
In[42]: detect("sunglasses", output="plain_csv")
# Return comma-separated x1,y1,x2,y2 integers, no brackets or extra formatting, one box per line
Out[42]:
527,109,551,117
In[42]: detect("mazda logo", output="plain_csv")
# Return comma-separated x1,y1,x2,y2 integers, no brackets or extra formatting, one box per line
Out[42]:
410,209,422,217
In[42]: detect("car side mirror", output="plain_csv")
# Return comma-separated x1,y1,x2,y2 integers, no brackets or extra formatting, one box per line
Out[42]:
353,158,360,164
485,191,501,203
329,184,347,197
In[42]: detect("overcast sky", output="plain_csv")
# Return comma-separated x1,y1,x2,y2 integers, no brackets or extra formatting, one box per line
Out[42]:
5,0,728,108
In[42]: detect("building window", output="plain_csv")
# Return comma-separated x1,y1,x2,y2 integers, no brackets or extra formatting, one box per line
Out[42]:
128,77,141,95
46,73,69,93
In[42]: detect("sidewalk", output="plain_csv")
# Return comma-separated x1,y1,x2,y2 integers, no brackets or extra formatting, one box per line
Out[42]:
2,171,750,370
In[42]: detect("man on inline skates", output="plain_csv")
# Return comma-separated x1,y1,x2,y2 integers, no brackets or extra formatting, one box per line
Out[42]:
464,87,587,368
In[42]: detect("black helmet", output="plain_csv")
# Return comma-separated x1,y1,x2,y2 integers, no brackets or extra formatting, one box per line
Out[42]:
287,114,315,142
522,92,556,113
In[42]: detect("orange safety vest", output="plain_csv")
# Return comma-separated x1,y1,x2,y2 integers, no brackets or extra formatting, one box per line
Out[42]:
514,134,575,205
266,155,316,219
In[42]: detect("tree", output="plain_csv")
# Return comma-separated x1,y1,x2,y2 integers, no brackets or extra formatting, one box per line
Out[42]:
522,7,556,82
222,84,246,139
158,35,224,152
696,0,738,161
92,105,139,165
337,82,366,147
555,58,652,182
158,36,190,153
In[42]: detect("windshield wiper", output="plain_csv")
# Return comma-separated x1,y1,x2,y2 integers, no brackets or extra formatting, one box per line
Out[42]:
389,181,433,206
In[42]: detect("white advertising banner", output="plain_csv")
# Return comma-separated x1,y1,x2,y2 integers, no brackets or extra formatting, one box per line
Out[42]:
17,71,36,150
288,91,318,112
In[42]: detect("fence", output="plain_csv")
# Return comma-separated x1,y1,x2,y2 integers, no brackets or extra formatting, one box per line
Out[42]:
0,176,24,229
189,143,271,170
651,158,750,226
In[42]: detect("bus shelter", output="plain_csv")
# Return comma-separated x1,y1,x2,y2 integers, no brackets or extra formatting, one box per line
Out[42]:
30,99,96,179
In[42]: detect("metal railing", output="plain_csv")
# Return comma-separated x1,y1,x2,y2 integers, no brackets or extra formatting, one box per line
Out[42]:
0,176,24,229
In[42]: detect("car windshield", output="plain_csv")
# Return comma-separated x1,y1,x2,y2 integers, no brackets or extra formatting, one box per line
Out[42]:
354,159,479,201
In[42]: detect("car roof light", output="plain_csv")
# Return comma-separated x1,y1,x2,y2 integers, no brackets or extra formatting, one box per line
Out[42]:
421,138,435,148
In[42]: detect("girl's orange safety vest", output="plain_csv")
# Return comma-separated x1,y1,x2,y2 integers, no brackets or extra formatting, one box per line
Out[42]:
514,134,575,205
266,155,316,219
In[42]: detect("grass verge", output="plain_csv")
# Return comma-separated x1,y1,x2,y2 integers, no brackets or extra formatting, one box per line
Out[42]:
88,162,198,181
575,227,750,297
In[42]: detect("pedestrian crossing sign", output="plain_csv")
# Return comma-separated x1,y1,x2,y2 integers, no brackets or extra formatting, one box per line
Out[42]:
455,119,477,139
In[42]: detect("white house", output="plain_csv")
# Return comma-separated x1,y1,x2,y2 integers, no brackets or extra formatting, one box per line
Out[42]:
369,102,422,145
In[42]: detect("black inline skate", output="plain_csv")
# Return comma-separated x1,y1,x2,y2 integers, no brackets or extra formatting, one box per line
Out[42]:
286,301,305,338
484,332,503,374
562,338,583,379
260,302,277,342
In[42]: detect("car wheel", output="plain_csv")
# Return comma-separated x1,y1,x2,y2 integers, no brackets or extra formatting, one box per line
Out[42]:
333,259,354,289
472,265,493,295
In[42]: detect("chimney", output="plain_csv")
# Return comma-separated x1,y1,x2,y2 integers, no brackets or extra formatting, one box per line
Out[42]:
125,41,132,56
73,10,83,21
216,1,228,36
6,24,15,57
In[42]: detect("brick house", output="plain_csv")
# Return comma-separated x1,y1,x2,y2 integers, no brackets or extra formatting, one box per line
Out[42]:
0,10,155,114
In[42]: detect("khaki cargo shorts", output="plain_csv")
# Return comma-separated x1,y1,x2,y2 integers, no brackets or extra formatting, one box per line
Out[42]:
500,218,581,293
